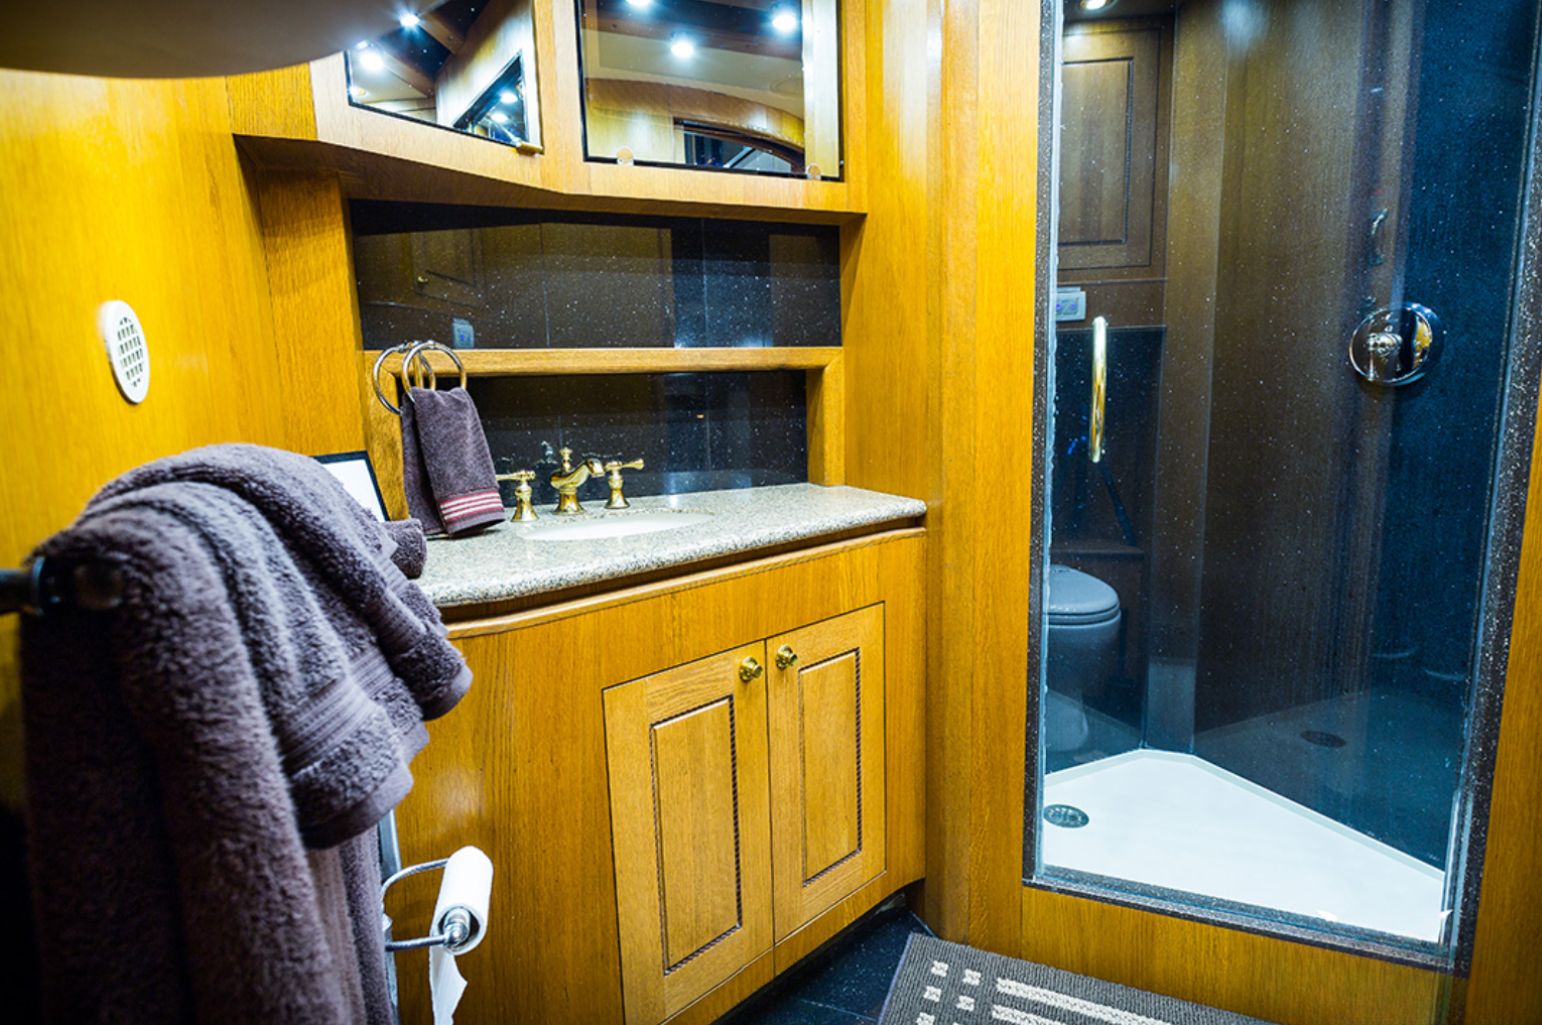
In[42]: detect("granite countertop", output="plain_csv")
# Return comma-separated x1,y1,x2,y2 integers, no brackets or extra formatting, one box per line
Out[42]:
417,483,927,608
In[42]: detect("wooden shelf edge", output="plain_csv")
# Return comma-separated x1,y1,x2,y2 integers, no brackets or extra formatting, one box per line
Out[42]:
365,346,842,377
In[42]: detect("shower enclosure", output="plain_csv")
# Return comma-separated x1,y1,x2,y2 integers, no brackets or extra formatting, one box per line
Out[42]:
1028,0,1542,966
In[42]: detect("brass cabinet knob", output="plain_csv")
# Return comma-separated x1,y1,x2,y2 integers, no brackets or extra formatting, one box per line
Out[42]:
739,657,764,683
775,645,799,670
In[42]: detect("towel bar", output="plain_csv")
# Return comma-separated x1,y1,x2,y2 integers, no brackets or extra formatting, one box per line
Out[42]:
0,557,125,617
371,341,467,416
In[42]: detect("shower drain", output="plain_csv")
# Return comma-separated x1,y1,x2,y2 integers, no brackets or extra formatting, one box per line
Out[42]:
1043,804,1089,828
1300,730,1348,748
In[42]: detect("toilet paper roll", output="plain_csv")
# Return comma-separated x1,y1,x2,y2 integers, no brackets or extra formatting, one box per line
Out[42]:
432,845,493,954
429,846,493,1025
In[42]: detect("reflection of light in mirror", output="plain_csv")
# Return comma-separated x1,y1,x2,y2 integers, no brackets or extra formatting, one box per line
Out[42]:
354,40,370,50
624,0,652,8
771,9,799,34
499,89,517,104
398,12,420,29
358,47,385,72
669,35,697,59
1079,0,1113,9
491,110,510,124
349,84,368,98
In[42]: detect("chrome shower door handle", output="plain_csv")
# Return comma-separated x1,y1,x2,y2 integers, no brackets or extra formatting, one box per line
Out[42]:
1089,315,1108,463
1349,303,1442,386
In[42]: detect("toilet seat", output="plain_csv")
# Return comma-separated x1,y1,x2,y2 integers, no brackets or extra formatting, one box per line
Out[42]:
1047,564,1120,626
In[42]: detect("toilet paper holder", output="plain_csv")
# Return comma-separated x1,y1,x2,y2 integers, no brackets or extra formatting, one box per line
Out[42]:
381,856,482,955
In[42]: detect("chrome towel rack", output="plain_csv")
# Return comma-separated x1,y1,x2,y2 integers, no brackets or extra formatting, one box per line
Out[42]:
371,341,468,416
0,557,125,617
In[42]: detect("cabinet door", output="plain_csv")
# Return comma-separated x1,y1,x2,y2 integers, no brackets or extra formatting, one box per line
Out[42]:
410,229,483,307
767,605,887,937
1058,22,1164,274
603,644,773,1025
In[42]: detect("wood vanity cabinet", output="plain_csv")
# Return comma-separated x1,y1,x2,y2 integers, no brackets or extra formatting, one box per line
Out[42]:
605,606,887,1025
392,531,924,1025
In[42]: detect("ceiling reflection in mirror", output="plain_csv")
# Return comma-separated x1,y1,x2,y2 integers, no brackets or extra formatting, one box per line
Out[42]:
576,0,841,179
345,0,541,149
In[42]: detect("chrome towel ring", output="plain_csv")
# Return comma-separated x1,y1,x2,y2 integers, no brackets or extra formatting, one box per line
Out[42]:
371,341,468,416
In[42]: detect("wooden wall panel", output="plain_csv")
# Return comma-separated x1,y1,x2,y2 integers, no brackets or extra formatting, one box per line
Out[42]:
934,0,1038,953
1019,890,1451,1025
843,0,1037,953
0,70,364,813
840,0,931,501
1465,354,1542,1020
1145,0,1227,666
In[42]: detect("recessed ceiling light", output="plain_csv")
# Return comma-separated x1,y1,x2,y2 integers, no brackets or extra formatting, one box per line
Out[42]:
670,35,696,59
398,12,421,29
625,0,652,8
354,40,370,50
1079,0,1115,10
771,9,799,34
490,110,510,124
499,89,517,104
358,48,385,72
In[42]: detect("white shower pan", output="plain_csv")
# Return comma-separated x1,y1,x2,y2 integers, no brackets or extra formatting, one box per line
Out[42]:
1040,750,1447,943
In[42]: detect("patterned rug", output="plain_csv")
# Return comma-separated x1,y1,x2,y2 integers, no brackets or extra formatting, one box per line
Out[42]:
877,934,1275,1025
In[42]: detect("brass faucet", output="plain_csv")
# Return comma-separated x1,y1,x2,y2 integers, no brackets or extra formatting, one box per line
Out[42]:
495,469,539,522
549,447,605,515
603,458,645,509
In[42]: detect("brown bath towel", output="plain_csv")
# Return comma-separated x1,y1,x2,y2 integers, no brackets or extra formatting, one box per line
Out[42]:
95,444,471,731
21,446,472,1025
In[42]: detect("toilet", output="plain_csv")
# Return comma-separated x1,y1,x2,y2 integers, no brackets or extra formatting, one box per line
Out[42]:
1044,564,1122,752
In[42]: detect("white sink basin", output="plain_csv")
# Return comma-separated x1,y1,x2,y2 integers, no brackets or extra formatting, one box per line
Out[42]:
522,510,713,541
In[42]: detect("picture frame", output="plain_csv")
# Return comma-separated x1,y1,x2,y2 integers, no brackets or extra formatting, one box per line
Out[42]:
314,450,389,522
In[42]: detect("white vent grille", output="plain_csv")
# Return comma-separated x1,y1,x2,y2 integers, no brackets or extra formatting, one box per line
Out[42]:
97,300,150,404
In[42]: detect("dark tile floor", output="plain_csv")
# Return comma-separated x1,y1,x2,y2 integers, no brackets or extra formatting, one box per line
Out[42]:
714,900,934,1025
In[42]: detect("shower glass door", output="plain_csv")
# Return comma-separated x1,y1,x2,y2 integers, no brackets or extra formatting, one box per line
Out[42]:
1029,0,1542,963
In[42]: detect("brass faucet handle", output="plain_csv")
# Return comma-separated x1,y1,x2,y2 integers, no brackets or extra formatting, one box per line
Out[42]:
603,458,645,474
557,447,574,473
603,458,645,510
496,470,539,522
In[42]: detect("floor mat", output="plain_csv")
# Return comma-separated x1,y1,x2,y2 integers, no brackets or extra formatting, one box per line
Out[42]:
877,934,1275,1025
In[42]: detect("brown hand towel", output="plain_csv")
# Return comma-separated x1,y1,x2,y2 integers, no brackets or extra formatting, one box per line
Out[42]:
400,386,504,536
400,393,444,534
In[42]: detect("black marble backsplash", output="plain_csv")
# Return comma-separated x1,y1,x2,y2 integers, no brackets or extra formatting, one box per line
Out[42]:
351,202,841,349
472,372,808,506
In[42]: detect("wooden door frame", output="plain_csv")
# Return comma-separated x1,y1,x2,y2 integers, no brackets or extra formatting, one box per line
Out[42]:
1010,1,1542,1022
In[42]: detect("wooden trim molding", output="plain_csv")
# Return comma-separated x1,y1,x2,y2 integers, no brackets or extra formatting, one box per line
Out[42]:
369,346,840,377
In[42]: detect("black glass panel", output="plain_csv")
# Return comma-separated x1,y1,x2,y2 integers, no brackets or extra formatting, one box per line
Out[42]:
351,202,840,349
472,372,808,507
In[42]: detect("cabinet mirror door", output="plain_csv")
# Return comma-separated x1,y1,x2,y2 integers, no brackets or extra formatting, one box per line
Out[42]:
575,0,842,179
604,643,774,1025
345,0,542,150
768,604,886,936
